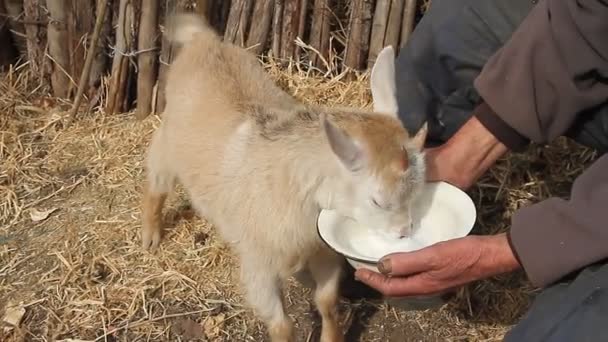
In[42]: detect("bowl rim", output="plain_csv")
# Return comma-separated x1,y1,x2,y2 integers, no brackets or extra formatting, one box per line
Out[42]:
316,219,380,264
316,181,476,264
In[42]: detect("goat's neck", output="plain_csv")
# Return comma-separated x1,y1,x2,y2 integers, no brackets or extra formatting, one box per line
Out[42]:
285,141,347,214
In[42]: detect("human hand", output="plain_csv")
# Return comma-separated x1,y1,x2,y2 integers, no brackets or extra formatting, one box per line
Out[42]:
353,233,521,297
424,115,509,190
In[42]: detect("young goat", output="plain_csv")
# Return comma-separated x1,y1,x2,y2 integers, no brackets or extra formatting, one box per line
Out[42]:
141,14,428,342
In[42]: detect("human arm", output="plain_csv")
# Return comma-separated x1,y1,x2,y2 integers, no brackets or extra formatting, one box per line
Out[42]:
430,0,608,288
358,0,608,295
469,0,608,288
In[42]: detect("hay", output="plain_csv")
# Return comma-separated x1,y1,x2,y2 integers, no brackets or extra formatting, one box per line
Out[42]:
0,57,599,341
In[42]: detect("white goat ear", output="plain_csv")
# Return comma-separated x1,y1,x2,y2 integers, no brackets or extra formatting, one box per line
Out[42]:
411,122,428,151
370,46,398,117
321,114,365,172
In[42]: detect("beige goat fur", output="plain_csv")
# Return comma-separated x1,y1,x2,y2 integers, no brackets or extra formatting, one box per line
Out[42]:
141,13,428,342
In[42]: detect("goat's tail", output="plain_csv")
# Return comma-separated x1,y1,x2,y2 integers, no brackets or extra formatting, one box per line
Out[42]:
164,13,219,46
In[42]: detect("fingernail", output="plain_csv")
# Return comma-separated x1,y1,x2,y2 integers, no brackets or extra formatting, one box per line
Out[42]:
378,258,391,274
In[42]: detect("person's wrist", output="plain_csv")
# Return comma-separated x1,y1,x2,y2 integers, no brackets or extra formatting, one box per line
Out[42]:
481,233,522,276
425,115,508,190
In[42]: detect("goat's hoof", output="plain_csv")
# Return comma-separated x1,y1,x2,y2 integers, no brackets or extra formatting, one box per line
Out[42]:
141,228,161,251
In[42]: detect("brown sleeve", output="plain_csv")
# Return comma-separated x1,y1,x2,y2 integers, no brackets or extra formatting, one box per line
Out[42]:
472,0,608,151
470,0,608,288
507,154,608,288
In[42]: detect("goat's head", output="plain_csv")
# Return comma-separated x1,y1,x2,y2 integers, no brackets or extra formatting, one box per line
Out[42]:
321,46,428,239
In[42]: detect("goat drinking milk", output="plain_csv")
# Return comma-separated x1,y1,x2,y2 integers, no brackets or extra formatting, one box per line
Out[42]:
141,13,428,342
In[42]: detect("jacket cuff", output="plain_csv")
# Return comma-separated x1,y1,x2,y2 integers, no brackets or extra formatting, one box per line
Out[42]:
506,230,524,268
473,101,529,153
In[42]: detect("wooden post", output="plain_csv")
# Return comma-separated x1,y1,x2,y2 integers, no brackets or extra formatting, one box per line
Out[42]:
23,0,48,86
0,0,18,68
367,0,390,68
270,0,283,58
384,0,405,51
121,0,138,112
136,0,160,119
293,0,308,61
68,0,107,98
344,0,373,71
88,0,113,99
105,0,131,115
246,0,273,55
68,0,108,122
238,0,254,47
309,0,331,68
46,0,71,99
224,0,254,47
280,0,301,60
400,0,417,48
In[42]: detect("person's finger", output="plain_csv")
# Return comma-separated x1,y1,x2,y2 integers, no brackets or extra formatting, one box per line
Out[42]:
354,268,441,297
378,246,438,276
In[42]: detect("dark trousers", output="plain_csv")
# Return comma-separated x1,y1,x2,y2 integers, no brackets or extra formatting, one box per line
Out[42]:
394,0,608,340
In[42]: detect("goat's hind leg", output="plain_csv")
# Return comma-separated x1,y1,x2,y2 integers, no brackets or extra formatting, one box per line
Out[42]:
141,130,175,250
309,247,345,342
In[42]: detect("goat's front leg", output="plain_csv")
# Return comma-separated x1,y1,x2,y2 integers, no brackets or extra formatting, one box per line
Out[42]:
240,254,294,342
309,247,344,342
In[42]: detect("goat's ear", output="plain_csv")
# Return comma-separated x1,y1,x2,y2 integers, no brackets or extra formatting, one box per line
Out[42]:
321,114,366,172
370,46,398,117
411,122,428,151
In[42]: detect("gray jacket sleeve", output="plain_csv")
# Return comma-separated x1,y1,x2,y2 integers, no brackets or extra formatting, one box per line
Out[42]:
471,0,608,287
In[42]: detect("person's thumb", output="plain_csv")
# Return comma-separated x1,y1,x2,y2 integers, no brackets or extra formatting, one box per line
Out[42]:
377,249,436,276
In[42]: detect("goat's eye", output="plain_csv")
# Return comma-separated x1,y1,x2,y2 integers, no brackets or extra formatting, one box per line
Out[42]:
371,198,381,208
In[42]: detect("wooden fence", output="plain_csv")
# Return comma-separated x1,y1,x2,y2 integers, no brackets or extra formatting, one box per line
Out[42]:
0,0,428,119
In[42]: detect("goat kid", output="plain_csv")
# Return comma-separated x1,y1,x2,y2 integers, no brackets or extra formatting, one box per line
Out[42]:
141,13,428,342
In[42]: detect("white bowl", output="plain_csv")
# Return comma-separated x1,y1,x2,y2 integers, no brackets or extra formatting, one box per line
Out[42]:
317,181,477,303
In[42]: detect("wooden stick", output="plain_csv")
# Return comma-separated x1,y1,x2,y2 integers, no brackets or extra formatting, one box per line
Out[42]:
293,0,308,61
271,0,283,58
309,0,331,68
367,0,391,68
135,0,159,119
88,0,112,102
121,0,137,112
23,0,47,83
384,0,404,51
344,0,373,71
280,0,300,60
105,0,129,115
246,0,273,55
400,0,416,48
224,0,246,45
237,0,254,47
67,0,108,122
46,0,71,99
69,0,106,98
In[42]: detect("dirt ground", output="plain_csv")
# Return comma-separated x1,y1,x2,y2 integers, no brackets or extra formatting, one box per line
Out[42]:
0,62,600,341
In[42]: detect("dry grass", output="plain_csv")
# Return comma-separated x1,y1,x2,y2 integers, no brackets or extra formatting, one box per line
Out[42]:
0,57,600,342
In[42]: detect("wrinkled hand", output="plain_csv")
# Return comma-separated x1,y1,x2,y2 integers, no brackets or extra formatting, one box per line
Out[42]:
423,116,509,190
354,233,521,297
